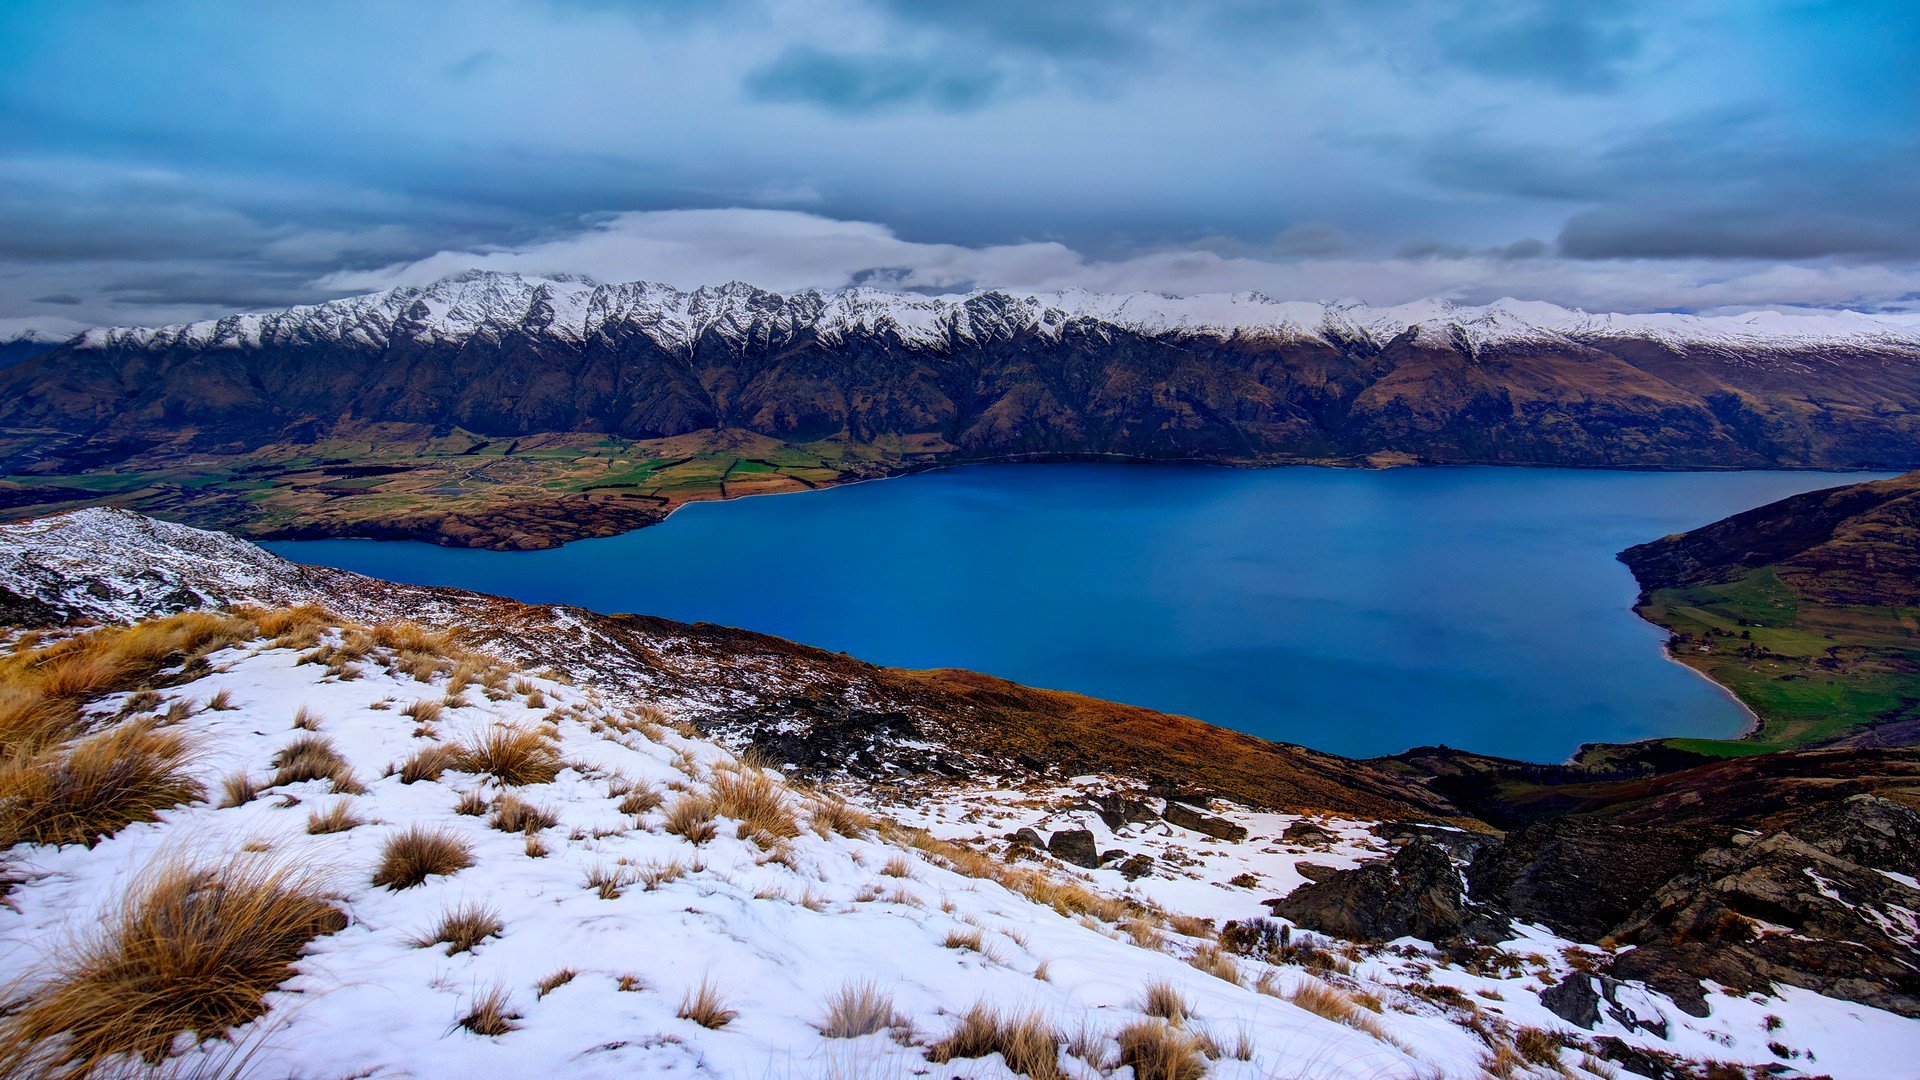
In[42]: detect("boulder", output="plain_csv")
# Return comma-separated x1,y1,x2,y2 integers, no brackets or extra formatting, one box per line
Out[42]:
1047,828,1100,869
1007,827,1044,849
1537,974,1602,1029
1282,820,1337,846
1163,802,1248,842
1113,854,1155,880
1086,792,1158,832
1295,862,1340,884
1268,840,1509,945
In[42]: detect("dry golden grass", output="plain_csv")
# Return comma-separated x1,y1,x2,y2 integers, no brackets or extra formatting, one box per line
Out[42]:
585,863,638,900
267,735,362,794
0,857,343,1075
1141,980,1191,1024
534,968,578,999
1513,1026,1568,1070
616,784,663,816
204,689,235,712
637,859,686,891
0,721,202,848
928,1003,1063,1078
412,902,503,955
942,928,985,953
1114,1019,1208,1080
677,977,737,1029
289,706,320,731
709,769,800,848
818,981,904,1039
0,612,254,760
458,984,519,1037
305,801,363,835
371,826,474,890
880,855,913,879
1187,944,1240,986
523,834,549,859
808,795,872,839
452,789,489,816
216,771,259,809
1288,977,1389,1041
662,792,719,844
450,725,561,786
399,699,443,724
489,795,558,834
396,743,456,785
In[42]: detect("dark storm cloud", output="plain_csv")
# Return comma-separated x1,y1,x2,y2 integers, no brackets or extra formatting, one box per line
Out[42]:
1433,0,1645,93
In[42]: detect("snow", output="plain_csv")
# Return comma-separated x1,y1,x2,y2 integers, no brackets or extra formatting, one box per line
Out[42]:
63,271,1920,359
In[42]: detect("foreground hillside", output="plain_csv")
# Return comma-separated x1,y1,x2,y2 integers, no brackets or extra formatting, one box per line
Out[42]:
1619,469,1920,754
3,510,1918,1078
4,274,1920,548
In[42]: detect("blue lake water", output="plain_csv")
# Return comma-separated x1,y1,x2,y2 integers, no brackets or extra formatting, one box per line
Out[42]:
264,465,1889,761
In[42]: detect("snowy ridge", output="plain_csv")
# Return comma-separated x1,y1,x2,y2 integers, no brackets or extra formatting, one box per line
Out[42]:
67,271,1920,357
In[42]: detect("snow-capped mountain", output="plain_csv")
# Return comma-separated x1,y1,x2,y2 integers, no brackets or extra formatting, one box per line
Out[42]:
68,271,1920,357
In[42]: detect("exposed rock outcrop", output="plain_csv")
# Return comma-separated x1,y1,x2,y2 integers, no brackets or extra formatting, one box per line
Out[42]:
1164,802,1249,841
1268,840,1510,944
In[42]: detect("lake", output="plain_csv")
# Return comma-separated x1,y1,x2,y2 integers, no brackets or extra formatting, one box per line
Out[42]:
265,465,1887,761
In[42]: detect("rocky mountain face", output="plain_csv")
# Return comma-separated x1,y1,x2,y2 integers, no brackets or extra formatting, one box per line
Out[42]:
7,272,1920,475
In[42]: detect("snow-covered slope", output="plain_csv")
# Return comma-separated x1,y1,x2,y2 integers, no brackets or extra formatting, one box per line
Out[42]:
6,611,1912,1078
66,271,1920,357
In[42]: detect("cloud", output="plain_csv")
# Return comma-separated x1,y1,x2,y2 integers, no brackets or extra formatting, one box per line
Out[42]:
745,47,1007,113
318,207,1920,315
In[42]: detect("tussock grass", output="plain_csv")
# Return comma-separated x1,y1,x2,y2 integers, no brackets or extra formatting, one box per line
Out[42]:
709,768,799,848
0,857,343,1075
399,699,443,724
928,1003,1063,1078
1289,977,1389,1040
290,707,320,731
677,977,737,1030
396,744,456,784
217,771,260,809
0,612,253,759
305,801,363,835
808,795,872,839
584,863,638,900
616,784,662,816
880,855,913,879
0,721,202,848
489,796,558,834
1513,1026,1568,1070
1141,980,1191,1024
458,984,519,1037
942,928,985,953
371,827,473,890
267,735,362,794
452,790,489,816
204,689,235,711
1114,1019,1208,1080
450,725,560,786
412,902,503,955
534,968,578,999
818,981,904,1039
662,792,719,844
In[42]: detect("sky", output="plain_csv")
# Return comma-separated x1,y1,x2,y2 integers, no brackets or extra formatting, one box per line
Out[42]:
2,0,1917,337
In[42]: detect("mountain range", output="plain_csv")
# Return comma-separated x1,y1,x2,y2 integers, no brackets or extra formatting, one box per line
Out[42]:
5,272,1920,547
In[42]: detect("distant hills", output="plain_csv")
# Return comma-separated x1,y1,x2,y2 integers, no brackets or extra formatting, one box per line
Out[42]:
4,272,1920,547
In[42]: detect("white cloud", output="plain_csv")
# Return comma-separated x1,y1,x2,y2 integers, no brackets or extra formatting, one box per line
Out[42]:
317,208,1920,316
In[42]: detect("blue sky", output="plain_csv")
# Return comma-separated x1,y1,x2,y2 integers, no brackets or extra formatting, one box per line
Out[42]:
2,0,1916,333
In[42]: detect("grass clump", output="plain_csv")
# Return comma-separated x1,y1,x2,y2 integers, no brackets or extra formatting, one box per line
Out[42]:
458,983,519,1036
305,801,363,835
818,980,905,1039
1114,1019,1208,1080
0,858,343,1074
371,826,474,890
1141,980,1191,1024
535,968,578,999
397,743,456,784
268,734,362,794
677,977,737,1030
412,902,504,955
450,724,561,786
216,771,259,809
1289,977,1388,1040
0,721,202,848
709,768,800,848
928,1003,1064,1078
616,783,663,816
490,795,558,834
662,792,719,844
585,863,639,900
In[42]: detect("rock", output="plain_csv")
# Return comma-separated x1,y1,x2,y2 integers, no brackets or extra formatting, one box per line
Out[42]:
1538,974,1602,1029
1606,794,1920,1018
1268,840,1510,945
1087,792,1158,832
1007,827,1044,849
1163,802,1248,842
1047,828,1100,869
1113,854,1154,880
1295,863,1340,883
1467,819,1719,941
1282,820,1337,845
1099,848,1127,864
1374,821,1492,861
